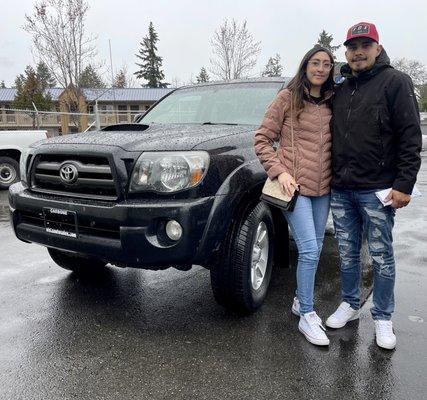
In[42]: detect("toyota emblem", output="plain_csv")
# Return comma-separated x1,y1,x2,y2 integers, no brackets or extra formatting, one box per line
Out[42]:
59,163,78,184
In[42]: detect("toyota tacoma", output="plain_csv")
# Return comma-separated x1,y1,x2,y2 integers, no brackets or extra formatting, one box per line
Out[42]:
9,79,291,314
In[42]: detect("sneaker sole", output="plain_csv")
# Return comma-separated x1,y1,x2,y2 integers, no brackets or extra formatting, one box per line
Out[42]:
298,326,330,346
325,311,360,329
291,306,300,316
376,338,396,350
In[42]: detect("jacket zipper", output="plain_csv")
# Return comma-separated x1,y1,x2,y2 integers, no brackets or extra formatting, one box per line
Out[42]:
317,103,323,195
378,113,385,167
344,82,358,184
345,82,358,138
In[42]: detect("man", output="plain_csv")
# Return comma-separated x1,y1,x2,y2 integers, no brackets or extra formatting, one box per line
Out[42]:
327,22,422,349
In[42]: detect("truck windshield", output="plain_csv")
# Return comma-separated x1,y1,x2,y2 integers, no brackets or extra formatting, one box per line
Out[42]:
139,82,284,126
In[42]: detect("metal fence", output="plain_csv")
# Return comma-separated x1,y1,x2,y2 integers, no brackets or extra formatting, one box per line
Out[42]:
2,107,426,136
0,108,142,136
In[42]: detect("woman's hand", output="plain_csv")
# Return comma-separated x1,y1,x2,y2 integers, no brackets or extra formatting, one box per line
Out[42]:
277,172,299,197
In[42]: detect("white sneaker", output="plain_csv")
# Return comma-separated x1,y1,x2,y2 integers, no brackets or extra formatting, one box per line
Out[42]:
375,320,396,350
325,301,360,328
299,311,330,346
291,297,300,316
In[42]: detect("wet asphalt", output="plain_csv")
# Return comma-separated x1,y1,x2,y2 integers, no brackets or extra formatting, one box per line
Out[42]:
0,156,426,400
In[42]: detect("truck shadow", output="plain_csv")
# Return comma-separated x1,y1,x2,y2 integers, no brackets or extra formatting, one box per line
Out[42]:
46,233,373,336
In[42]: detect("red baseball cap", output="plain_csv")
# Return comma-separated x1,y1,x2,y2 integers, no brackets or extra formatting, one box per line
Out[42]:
344,22,379,45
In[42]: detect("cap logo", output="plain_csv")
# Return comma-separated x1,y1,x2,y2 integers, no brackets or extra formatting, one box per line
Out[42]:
352,24,370,35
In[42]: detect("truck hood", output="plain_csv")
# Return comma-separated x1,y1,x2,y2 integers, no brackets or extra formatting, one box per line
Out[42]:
37,123,253,152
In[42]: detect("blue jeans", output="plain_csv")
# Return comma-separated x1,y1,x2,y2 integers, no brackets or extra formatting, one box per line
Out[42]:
283,194,330,315
331,189,396,321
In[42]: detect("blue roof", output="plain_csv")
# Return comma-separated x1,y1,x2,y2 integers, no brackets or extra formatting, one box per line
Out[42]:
0,87,173,103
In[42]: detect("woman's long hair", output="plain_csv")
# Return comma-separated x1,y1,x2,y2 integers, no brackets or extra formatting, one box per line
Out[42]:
286,45,335,119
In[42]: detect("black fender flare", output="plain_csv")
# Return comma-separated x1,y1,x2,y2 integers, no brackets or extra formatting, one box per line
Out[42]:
194,160,267,265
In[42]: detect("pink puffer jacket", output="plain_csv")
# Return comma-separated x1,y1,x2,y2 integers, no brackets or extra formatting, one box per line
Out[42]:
254,88,332,197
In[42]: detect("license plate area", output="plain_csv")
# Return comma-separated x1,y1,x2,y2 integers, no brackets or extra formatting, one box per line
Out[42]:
43,208,78,238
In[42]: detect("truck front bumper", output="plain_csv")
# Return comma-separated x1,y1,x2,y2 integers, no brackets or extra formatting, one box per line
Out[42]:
9,182,215,268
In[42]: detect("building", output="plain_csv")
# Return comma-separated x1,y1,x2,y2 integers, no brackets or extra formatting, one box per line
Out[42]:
0,87,173,134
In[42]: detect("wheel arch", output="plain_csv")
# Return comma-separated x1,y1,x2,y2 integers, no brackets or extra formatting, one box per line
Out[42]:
0,149,21,162
194,160,290,268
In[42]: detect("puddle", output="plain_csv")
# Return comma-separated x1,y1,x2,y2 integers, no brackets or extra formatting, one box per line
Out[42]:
36,275,64,285
408,315,424,323
0,191,10,224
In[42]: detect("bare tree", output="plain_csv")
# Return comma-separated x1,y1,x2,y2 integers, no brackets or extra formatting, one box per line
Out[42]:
170,77,183,88
392,58,426,86
24,0,97,129
209,19,261,80
392,58,427,103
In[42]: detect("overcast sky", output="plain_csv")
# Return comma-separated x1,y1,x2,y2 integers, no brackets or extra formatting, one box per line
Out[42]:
1,0,426,87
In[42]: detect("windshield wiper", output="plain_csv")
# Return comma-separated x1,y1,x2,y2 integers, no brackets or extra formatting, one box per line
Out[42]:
202,122,238,126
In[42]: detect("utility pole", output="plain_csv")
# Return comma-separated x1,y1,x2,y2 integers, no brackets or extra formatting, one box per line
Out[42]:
32,102,40,129
109,39,117,123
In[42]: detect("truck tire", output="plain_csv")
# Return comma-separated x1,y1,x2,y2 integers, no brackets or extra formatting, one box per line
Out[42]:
0,156,19,189
210,202,274,314
47,248,107,274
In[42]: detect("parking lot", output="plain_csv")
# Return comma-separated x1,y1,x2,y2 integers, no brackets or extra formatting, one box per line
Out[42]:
0,154,426,400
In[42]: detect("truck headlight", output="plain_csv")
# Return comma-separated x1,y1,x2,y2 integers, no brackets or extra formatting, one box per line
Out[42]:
19,148,31,183
129,151,209,193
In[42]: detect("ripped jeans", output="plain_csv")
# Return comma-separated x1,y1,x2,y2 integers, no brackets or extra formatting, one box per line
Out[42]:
331,189,396,320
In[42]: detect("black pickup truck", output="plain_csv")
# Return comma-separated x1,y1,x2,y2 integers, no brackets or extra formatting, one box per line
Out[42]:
9,78,291,314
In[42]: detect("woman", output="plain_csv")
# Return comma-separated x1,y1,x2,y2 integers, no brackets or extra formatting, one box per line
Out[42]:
254,46,334,346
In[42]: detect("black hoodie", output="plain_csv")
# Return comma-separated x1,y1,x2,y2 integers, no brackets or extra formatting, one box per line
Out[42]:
331,49,422,194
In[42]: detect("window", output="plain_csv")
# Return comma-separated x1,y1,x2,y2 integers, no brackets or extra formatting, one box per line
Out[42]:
140,82,284,125
118,104,128,122
98,104,114,112
5,104,15,124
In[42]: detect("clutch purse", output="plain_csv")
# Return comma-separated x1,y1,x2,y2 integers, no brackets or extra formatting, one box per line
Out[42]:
260,178,299,211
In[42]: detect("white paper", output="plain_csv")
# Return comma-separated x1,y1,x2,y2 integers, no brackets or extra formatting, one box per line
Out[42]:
375,185,422,206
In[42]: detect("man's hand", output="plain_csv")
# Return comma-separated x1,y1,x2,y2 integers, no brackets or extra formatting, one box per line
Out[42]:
384,189,411,209
277,172,299,197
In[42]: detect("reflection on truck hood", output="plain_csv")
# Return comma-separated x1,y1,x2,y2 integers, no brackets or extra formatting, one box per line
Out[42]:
38,124,253,151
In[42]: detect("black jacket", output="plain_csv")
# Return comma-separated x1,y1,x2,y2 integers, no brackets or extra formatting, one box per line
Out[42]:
331,49,422,194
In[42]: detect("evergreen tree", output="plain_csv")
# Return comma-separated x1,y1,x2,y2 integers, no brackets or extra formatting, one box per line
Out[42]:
196,67,210,83
78,65,105,88
134,22,167,88
36,62,56,88
261,54,283,77
316,30,341,59
0,80,5,88
113,69,127,88
13,65,53,127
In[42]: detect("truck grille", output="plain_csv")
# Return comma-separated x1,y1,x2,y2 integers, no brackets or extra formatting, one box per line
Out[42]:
31,154,118,200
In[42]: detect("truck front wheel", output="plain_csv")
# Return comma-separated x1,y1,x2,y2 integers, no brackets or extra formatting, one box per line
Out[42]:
47,248,107,275
0,156,19,189
210,202,274,314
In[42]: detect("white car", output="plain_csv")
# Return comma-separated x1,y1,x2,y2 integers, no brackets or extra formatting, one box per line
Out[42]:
0,130,48,189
